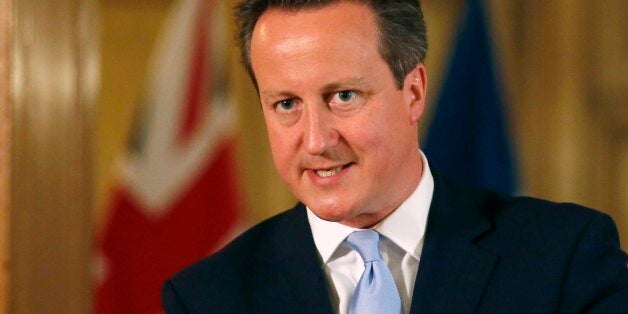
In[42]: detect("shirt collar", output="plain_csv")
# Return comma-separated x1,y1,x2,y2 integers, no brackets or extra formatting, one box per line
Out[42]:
307,151,434,262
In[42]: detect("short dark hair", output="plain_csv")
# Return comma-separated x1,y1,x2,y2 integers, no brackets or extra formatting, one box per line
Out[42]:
234,0,427,89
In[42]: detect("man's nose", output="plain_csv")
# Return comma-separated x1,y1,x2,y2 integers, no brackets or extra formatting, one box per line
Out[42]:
303,105,338,155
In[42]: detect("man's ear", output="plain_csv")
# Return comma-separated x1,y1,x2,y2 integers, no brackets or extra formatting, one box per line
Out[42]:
403,63,427,125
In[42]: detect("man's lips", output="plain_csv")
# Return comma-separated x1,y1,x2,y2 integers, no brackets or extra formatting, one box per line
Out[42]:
315,165,344,178
305,162,354,178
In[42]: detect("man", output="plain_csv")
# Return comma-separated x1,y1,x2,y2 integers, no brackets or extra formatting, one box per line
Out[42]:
163,1,628,313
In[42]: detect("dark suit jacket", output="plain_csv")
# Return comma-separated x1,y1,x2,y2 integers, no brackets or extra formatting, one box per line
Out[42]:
162,176,628,313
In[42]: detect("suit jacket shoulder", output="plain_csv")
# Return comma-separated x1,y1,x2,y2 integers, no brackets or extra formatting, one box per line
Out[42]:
411,176,628,314
162,204,333,314
486,195,628,314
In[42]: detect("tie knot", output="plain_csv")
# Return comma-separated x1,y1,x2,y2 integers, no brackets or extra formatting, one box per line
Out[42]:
346,230,383,263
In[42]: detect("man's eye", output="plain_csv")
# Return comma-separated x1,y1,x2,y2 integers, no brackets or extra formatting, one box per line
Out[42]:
277,99,295,111
332,90,356,104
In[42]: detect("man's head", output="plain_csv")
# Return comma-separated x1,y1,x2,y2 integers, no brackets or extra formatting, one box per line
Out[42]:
235,0,427,89
237,0,428,228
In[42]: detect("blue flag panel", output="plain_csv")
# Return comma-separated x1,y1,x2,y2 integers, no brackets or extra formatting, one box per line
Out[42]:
424,0,517,194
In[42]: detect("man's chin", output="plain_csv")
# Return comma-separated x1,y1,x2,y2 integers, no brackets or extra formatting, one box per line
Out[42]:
308,206,354,223
310,211,345,223
308,203,394,228
308,208,375,228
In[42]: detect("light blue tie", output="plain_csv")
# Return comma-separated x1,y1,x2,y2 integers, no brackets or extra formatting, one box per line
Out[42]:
346,230,402,314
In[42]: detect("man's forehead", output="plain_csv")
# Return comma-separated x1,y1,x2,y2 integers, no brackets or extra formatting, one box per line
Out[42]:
253,20,318,55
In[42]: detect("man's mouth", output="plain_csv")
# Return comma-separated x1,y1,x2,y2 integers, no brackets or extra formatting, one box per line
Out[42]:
313,163,352,178
316,166,343,178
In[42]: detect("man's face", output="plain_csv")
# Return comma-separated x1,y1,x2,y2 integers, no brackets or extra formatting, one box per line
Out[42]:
250,2,427,227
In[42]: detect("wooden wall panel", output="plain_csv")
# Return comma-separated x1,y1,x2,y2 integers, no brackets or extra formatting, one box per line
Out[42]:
0,0,12,312
591,0,628,248
10,0,97,312
492,0,627,249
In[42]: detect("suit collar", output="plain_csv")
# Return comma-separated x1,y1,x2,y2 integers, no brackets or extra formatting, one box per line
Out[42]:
410,174,498,314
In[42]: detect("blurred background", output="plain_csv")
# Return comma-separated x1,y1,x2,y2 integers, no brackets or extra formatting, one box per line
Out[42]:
1,0,626,313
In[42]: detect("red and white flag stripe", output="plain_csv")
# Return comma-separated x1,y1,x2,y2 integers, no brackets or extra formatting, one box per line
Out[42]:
95,0,242,312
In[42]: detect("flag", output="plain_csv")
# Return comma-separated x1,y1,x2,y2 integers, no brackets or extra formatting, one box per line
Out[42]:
95,0,242,312
423,0,518,194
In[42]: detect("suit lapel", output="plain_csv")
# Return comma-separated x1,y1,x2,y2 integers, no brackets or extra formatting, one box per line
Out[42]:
410,175,499,314
252,204,333,314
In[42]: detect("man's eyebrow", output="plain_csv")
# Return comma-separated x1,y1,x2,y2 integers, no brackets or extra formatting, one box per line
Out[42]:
321,77,369,91
259,90,295,101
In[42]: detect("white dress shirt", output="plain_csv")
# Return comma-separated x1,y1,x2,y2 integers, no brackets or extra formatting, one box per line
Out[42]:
307,152,434,314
